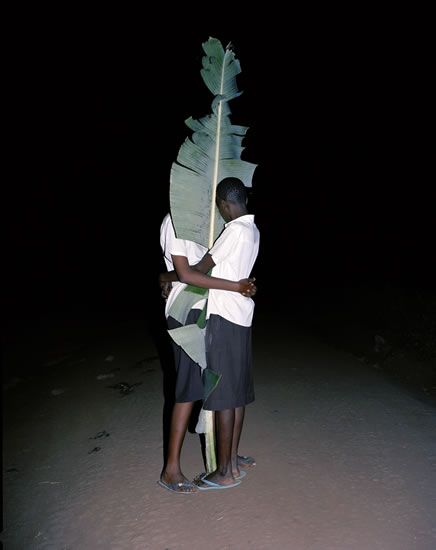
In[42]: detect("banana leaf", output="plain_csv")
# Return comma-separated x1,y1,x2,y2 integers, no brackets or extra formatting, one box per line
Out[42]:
169,37,257,248
168,323,207,369
167,284,208,326
167,37,257,473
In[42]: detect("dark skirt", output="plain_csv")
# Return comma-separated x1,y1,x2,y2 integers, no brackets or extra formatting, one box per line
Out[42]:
167,309,204,403
203,314,255,411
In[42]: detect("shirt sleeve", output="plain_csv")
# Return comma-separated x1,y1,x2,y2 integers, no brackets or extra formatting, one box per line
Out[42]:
165,218,189,257
209,225,242,265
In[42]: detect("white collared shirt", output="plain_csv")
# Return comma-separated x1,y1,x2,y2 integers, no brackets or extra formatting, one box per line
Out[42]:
207,214,260,327
160,213,207,318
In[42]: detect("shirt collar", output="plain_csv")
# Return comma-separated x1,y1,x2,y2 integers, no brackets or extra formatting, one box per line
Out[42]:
224,214,254,228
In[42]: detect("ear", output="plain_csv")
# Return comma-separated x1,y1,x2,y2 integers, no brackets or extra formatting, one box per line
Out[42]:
217,198,230,219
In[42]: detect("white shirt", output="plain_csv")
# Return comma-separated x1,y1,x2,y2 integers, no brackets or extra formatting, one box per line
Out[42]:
160,213,207,318
207,214,260,327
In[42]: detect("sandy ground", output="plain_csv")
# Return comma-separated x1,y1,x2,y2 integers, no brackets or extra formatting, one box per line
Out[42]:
2,313,436,549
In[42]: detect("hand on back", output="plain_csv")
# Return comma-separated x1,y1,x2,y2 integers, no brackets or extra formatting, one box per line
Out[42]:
160,280,172,300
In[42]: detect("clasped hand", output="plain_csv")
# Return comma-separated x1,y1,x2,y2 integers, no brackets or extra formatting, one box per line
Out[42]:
238,277,257,297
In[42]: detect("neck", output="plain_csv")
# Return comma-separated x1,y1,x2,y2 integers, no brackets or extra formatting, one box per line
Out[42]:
228,204,248,221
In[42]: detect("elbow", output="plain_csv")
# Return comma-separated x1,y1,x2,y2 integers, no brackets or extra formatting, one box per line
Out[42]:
177,273,191,285
175,266,197,285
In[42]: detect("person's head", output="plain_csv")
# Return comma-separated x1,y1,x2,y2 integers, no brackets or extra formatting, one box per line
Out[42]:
216,177,248,222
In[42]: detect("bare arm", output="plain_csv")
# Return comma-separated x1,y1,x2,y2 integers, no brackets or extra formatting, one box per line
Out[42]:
159,253,215,284
159,254,256,296
192,253,215,274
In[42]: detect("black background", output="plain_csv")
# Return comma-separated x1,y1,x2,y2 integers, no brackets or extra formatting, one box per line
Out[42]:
5,10,435,324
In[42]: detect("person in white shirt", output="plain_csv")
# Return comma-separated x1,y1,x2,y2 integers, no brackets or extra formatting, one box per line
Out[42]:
158,209,256,494
194,177,260,490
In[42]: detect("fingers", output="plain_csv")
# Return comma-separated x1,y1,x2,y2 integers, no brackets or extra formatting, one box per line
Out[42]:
160,281,172,300
238,277,258,297
242,285,257,297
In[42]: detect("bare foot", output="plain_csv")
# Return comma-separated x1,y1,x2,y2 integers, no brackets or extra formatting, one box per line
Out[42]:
160,471,197,493
158,476,197,493
193,472,241,491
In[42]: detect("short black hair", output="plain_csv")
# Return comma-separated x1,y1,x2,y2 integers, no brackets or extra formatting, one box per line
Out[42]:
216,177,248,205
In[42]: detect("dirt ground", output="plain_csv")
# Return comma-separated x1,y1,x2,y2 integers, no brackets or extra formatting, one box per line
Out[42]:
3,313,436,549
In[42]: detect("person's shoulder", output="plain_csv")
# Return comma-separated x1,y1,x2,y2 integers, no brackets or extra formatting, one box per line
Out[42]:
160,212,170,228
234,215,258,233
235,214,255,224
160,213,176,240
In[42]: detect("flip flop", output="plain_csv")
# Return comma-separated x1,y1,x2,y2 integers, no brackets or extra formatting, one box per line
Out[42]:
238,455,256,468
157,479,197,494
194,476,241,491
194,470,246,481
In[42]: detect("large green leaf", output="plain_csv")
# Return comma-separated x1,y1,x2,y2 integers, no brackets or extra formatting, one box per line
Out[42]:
168,324,207,369
203,368,222,403
167,285,208,325
170,37,257,250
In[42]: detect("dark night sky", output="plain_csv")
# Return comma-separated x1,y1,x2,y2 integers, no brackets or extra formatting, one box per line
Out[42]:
5,13,435,322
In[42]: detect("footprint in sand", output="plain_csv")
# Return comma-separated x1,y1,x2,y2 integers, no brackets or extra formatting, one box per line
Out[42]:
88,447,102,454
107,382,142,396
89,430,110,440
